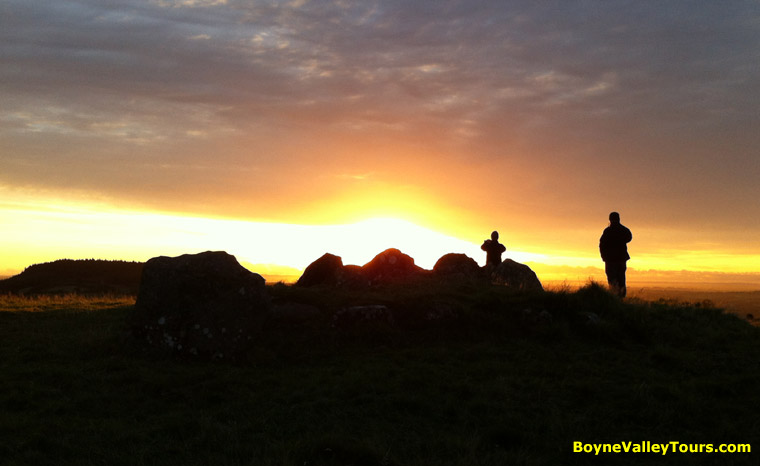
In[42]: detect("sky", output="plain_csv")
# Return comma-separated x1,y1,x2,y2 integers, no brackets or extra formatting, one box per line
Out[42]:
2,0,759,287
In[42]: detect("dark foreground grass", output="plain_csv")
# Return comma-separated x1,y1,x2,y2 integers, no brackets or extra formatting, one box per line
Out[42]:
1,285,759,466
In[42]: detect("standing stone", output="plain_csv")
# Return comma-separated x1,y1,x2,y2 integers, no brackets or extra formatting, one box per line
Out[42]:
132,251,270,359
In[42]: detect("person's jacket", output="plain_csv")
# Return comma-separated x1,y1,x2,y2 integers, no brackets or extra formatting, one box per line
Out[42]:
481,239,506,267
599,222,632,262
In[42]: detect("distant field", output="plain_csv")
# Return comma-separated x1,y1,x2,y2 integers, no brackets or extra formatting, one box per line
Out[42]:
628,288,760,322
544,280,760,322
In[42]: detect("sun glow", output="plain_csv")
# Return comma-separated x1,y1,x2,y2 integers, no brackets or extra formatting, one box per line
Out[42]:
1,192,532,277
2,190,759,289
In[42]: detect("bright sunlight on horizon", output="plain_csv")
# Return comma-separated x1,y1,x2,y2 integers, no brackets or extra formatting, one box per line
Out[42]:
0,193,534,272
3,190,760,290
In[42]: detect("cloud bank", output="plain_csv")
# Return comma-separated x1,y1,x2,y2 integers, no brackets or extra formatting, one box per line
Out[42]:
2,0,759,262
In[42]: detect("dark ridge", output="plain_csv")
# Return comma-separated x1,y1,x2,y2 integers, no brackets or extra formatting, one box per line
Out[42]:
0,259,144,296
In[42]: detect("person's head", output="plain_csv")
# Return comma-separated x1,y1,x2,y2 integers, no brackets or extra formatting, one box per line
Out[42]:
491,231,499,241
609,212,620,223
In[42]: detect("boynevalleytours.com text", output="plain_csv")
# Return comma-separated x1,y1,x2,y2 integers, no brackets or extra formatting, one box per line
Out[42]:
573,441,751,456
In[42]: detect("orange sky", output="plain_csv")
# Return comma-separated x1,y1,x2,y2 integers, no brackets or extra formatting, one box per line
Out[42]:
1,1,759,288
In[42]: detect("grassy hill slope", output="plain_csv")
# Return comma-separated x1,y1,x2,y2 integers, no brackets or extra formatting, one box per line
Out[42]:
0,283,758,465
0,259,143,295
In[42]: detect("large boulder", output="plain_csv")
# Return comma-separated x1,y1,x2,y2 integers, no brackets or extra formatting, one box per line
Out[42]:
295,254,369,288
491,259,543,292
361,248,425,284
433,253,483,280
296,253,344,287
132,251,270,359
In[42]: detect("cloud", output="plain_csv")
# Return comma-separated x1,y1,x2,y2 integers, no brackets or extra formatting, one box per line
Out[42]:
1,0,759,241
154,0,228,8
5,1,756,139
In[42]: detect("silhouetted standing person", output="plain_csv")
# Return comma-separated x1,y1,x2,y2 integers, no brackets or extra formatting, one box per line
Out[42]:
482,231,506,268
599,212,632,297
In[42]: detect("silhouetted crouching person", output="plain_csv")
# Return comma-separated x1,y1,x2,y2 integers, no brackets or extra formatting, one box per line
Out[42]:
482,231,506,268
599,212,632,297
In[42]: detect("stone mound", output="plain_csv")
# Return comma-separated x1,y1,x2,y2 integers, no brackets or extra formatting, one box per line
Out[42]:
296,248,427,287
296,250,543,291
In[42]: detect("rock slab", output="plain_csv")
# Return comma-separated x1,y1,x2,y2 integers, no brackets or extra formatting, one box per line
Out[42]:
132,251,270,359
491,259,544,291
433,253,483,279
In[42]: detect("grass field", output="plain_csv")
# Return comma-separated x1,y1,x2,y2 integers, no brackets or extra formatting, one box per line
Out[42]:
1,285,758,465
